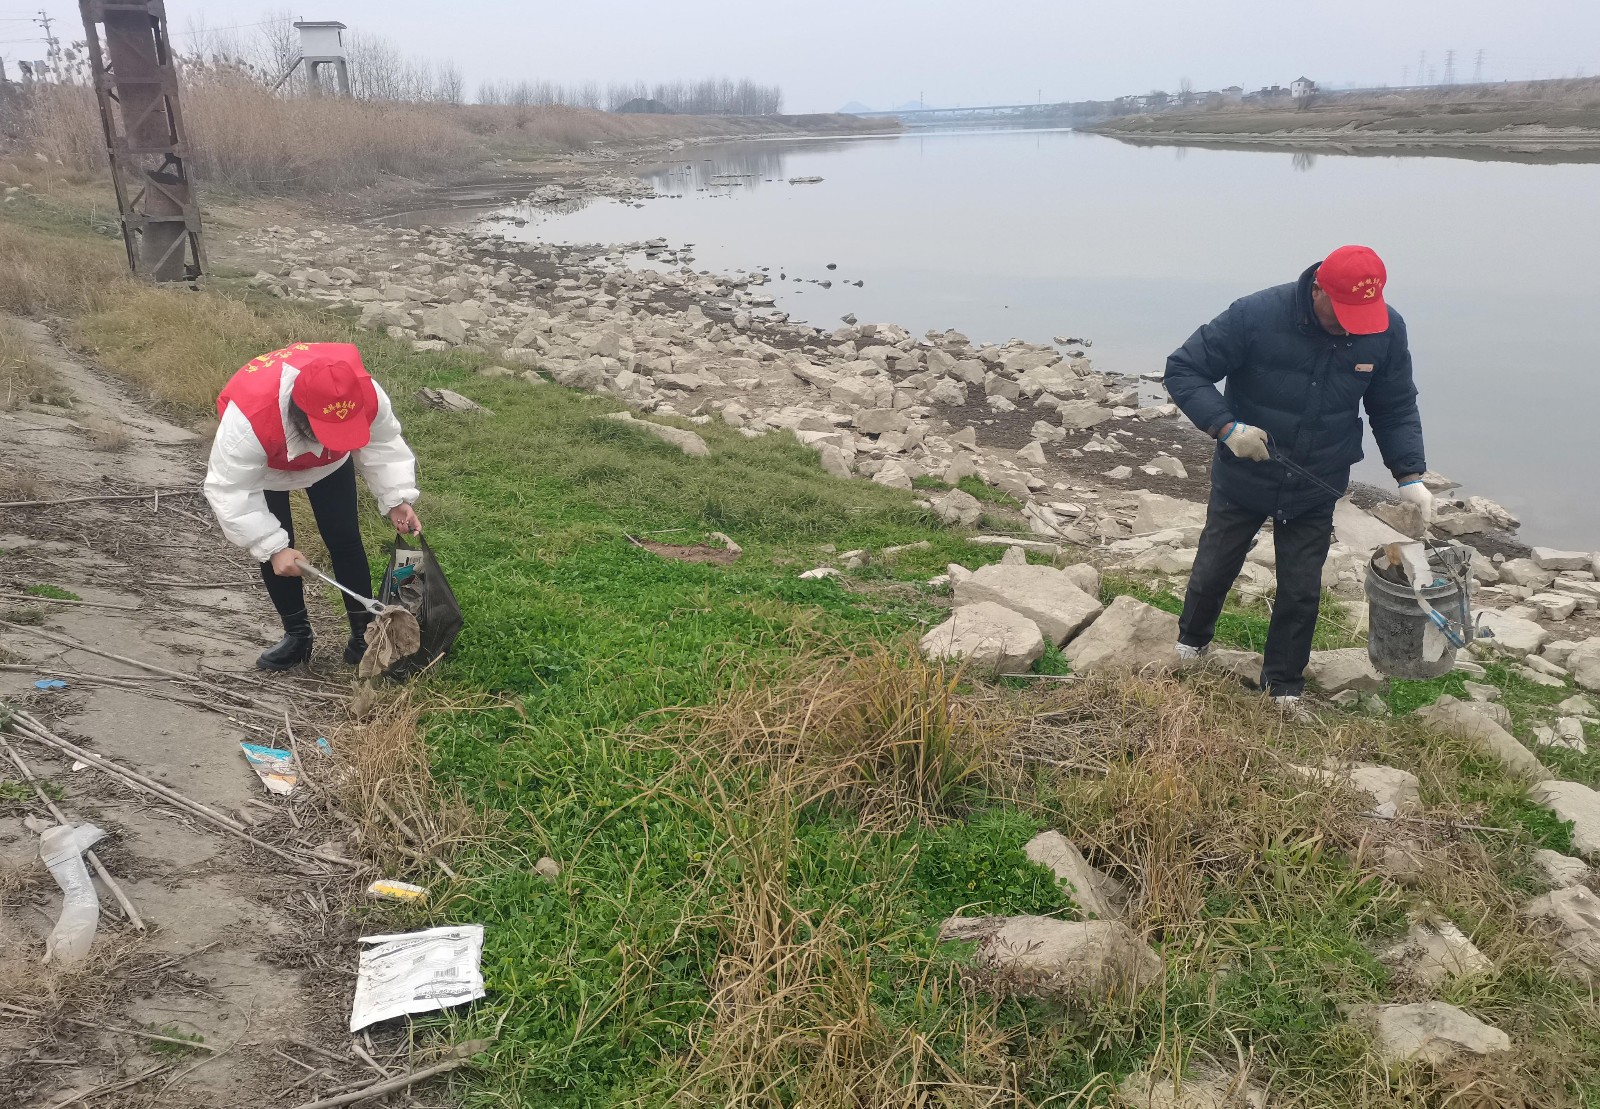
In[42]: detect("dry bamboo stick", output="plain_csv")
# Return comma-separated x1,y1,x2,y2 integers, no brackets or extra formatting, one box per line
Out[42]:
0,620,278,710
6,711,355,871
0,591,139,612
0,1002,206,1051
290,1046,488,1109
0,489,193,509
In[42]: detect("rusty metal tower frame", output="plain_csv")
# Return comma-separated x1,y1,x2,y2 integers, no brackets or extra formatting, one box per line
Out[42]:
80,0,206,283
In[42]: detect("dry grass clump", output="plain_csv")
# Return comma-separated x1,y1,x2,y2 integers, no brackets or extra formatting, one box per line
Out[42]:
0,464,41,500
666,771,1027,1108
663,644,1005,827
0,320,55,411
0,221,127,319
323,690,494,877
84,419,131,452
1028,673,1369,934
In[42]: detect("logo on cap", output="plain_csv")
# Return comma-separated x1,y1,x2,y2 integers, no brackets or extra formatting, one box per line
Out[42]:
323,400,358,421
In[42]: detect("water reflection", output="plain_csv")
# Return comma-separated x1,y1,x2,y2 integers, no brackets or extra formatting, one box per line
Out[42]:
643,147,790,195
472,128,1600,544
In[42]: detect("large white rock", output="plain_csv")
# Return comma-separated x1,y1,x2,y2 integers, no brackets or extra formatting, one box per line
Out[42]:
1414,700,1549,780
1533,848,1591,889
818,445,854,479
930,488,983,527
419,306,467,345
1306,648,1385,693
1368,1002,1511,1065
1533,547,1593,572
1063,595,1180,675
1499,558,1557,590
1333,497,1408,552
1522,885,1600,983
1530,779,1600,859
1132,493,1208,536
1024,831,1122,920
1057,400,1113,431
1384,918,1492,987
1061,563,1101,598
872,461,914,490
1117,1068,1268,1109
1565,637,1600,692
953,564,1103,646
920,602,1045,677
939,915,1160,995
601,411,709,457
1475,609,1552,656
1293,764,1418,818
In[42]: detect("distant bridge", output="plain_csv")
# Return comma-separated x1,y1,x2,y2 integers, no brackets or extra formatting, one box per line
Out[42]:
844,102,1086,122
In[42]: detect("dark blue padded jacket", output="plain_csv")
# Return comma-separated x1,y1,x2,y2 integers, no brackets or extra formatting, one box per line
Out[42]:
1164,262,1426,520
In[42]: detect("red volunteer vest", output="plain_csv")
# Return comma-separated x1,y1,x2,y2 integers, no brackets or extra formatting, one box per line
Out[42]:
216,344,367,472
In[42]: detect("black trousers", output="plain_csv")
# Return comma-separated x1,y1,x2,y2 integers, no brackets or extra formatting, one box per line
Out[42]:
260,459,373,628
1178,486,1335,697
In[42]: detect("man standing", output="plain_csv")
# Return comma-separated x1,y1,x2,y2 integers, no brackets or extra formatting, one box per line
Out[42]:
1164,245,1430,713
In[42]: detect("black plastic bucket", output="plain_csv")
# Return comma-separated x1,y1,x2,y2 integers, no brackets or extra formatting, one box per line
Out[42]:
1365,556,1466,680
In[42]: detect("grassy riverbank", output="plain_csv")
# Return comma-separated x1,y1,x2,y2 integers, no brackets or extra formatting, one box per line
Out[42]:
5,174,1600,1107
1093,78,1600,148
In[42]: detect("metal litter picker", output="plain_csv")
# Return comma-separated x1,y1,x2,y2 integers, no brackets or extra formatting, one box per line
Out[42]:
295,559,421,677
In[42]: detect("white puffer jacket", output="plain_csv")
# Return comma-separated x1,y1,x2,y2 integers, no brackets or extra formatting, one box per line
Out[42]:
204,364,419,562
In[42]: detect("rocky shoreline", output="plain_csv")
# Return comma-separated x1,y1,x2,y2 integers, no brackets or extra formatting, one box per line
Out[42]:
219,169,1600,695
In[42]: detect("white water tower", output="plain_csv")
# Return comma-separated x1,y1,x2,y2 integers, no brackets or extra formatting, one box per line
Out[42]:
270,20,351,96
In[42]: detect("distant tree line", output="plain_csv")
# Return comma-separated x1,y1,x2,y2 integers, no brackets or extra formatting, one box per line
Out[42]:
477,77,784,115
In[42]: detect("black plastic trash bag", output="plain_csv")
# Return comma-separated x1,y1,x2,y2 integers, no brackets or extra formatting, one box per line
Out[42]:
376,536,463,680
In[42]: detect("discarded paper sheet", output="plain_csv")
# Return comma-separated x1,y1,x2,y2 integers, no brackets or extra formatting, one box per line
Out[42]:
350,924,485,1032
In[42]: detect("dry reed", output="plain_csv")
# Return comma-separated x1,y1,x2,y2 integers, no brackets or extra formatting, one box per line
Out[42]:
6,76,880,197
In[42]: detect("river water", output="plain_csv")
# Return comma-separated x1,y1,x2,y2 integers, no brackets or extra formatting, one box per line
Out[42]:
485,128,1600,548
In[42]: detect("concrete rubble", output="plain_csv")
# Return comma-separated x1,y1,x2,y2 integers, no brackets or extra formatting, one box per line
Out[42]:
919,602,1045,677
1023,830,1126,921
938,914,1162,995
1522,885,1600,982
1365,1001,1512,1066
1117,1068,1269,1109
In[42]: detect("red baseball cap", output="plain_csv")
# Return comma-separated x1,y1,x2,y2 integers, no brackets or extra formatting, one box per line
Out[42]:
1315,245,1390,335
287,343,378,452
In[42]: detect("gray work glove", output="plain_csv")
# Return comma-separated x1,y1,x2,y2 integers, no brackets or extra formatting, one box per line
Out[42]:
1221,421,1270,462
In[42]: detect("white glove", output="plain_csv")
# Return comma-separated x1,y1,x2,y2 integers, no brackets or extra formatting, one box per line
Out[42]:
1397,478,1434,523
1220,421,1270,462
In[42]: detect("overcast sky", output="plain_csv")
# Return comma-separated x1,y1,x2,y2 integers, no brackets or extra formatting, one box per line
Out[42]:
11,0,1600,111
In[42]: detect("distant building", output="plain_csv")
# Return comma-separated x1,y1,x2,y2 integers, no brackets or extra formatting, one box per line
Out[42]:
1219,85,1244,103
615,98,673,115
1291,76,1317,100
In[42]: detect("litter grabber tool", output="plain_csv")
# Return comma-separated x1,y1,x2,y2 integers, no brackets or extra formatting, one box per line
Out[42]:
295,558,387,616
294,558,422,675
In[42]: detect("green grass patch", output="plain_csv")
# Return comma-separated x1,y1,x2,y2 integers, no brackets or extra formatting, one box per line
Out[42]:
23,583,80,601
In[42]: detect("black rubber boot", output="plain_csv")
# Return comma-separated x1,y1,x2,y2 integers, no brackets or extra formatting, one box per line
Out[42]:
343,611,373,667
257,608,314,671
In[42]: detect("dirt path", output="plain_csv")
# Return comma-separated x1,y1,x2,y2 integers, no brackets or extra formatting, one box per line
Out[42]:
0,322,406,1108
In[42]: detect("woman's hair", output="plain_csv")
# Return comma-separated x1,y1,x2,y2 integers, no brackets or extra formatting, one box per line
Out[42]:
286,399,314,441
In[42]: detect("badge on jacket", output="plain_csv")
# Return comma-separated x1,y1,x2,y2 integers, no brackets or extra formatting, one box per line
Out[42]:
1355,363,1374,373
